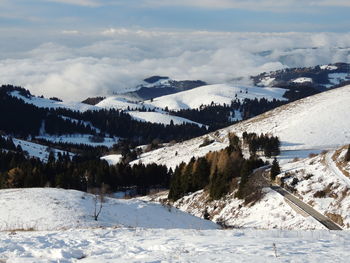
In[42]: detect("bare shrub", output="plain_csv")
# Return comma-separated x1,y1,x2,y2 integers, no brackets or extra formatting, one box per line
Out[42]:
314,190,326,198
304,173,314,180
88,184,109,221
199,137,214,148
308,153,317,158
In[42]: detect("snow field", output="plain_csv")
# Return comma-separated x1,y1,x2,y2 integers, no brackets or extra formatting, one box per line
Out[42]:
0,228,349,262
0,188,218,231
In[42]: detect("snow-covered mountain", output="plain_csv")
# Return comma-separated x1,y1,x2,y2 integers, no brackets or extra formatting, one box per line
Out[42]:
123,76,207,100
253,62,350,89
146,84,287,110
132,85,350,169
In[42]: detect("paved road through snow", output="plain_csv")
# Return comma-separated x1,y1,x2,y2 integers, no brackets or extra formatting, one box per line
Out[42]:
270,186,342,230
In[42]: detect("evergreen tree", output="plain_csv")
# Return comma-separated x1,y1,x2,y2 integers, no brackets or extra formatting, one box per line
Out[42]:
235,160,252,199
270,158,281,181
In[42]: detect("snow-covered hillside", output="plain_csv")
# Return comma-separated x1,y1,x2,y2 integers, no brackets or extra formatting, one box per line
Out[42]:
11,90,205,127
170,146,350,230
10,91,97,112
277,149,350,229
147,84,287,110
133,85,350,169
174,188,324,230
0,188,218,231
13,138,74,162
95,96,148,111
292,77,312,83
127,111,205,127
100,154,123,165
36,134,119,148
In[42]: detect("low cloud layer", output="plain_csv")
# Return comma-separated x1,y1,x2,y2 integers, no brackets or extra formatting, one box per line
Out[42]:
0,30,350,101
40,0,350,9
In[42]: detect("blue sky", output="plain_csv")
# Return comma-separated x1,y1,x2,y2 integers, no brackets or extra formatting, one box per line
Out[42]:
1,0,350,33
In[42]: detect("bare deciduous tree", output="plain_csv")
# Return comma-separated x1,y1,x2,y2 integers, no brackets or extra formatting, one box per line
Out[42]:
88,184,108,221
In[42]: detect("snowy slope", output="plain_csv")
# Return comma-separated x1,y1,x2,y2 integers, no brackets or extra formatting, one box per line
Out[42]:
172,147,350,230
95,96,151,111
133,85,350,169
10,91,97,112
100,154,123,165
127,111,205,127
13,138,74,162
292,77,312,83
147,84,287,110
174,189,323,230
1,228,349,263
36,134,119,148
0,188,218,231
278,149,350,229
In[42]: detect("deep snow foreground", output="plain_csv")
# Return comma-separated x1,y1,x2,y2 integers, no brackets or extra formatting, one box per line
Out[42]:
0,228,349,262
0,188,217,231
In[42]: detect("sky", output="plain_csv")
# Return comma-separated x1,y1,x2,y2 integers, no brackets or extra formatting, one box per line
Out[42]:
0,0,350,100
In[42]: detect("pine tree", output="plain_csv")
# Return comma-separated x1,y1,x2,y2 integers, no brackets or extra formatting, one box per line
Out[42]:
235,160,252,199
270,158,281,181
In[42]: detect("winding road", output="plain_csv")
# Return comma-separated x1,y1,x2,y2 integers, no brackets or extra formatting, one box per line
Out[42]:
325,151,350,187
270,185,342,230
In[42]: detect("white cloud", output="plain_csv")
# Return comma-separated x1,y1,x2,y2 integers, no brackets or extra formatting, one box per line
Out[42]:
144,0,350,10
314,0,350,7
0,29,349,101
44,0,101,7
61,30,80,35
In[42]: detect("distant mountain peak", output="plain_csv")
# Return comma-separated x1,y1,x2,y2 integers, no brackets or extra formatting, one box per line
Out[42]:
143,76,170,84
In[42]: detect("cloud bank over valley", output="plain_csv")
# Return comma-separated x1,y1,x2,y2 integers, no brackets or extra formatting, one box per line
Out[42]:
0,30,350,100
